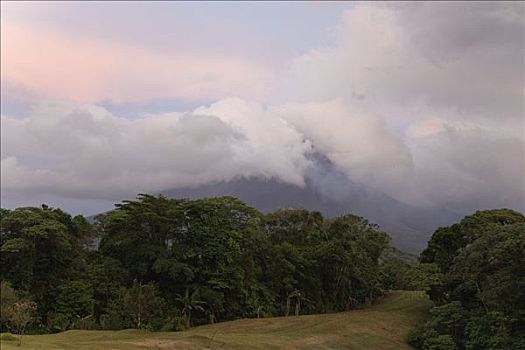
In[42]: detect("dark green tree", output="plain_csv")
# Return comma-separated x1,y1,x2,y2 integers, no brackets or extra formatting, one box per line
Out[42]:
1,206,93,325
410,209,525,350
51,281,95,330
176,287,205,328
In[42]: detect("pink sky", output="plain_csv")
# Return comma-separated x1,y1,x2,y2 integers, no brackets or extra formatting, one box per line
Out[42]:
1,21,271,104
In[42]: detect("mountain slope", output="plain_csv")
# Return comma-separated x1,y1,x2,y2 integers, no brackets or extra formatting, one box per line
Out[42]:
163,176,460,253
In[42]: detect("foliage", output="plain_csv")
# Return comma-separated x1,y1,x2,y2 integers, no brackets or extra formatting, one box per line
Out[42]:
1,194,426,332
85,252,129,323
379,247,416,290
404,263,443,294
4,299,37,346
410,209,525,349
423,335,458,350
0,206,92,325
51,281,95,331
1,282,18,331
122,280,166,329
0,333,17,341
176,287,205,328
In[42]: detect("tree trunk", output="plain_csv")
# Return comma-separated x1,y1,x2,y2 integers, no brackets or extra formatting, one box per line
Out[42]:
17,324,23,346
136,296,143,329
285,295,291,317
295,299,300,316
186,309,191,328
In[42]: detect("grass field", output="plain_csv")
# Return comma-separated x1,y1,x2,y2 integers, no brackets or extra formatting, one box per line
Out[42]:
1,291,431,350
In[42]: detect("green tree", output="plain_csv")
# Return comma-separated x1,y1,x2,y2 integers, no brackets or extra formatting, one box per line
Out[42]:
0,206,93,325
264,211,390,314
176,287,205,328
410,209,525,349
123,280,165,329
420,209,525,273
379,247,415,291
264,209,323,314
1,281,19,332
1,195,405,333
320,215,390,310
51,281,95,330
86,252,129,322
405,263,444,298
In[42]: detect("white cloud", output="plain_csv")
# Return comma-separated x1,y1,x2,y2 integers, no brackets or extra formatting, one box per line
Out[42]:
269,1,525,208
273,100,415,200
407,119,525,209
274,2,524,125
1,2,524,212
2,98,414,202
1,100,313,200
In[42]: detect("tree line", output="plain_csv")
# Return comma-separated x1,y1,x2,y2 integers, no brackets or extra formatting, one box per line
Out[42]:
1,194,411,337
3,194,522,349
407,209,525,350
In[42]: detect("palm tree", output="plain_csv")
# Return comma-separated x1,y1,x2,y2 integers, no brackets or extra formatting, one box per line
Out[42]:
176,287,205,328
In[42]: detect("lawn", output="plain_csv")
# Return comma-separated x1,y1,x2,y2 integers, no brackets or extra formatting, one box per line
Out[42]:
1,291,431,350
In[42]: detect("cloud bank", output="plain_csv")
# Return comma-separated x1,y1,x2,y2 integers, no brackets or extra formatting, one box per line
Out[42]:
3,99,411,200
1,2,524,213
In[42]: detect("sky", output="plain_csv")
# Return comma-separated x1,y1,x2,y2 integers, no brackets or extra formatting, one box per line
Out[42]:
1,1,524,216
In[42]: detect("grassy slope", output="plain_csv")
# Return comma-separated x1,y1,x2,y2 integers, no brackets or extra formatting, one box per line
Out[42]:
1,291,431,350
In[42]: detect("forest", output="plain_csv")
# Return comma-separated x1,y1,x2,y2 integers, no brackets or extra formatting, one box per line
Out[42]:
407,209,525,350
1,195,524,350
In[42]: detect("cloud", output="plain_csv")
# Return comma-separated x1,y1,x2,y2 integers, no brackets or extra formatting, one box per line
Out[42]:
1,23,271,104
274,2,524,125
1,98,415,202
273,101,415,201
407,119,525,210
1,100,312,200
4,96,521,211
1,2,524,213
268,1,525,208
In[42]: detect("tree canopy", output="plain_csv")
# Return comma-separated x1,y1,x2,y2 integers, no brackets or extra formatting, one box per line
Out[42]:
409,209,525,350
1,195,398,332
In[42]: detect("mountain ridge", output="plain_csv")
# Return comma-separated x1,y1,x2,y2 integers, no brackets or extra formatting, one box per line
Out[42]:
163,175,461,253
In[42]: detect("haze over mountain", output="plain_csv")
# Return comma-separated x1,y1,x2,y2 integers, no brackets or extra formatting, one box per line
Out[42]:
163,155,460,253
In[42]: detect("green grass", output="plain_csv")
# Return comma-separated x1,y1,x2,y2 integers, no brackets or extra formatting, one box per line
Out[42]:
1,291,431,350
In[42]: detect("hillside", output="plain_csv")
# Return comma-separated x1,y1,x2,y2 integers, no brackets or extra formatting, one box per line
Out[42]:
163,175,461,253
1,291,431,350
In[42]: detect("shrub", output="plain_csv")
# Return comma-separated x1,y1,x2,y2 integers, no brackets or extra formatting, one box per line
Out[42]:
406,323,438,350
423,335,457,350
0,333,17,341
